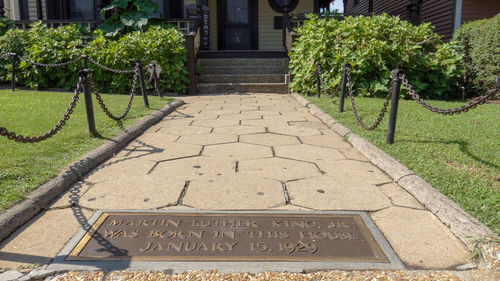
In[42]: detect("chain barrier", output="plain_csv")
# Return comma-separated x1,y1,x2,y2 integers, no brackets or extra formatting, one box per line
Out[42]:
16,54,83,68
0,76,85,143
316,63,339,99
346,65,392,131
86,56,136,74
90,63,140,121
400,73,498,115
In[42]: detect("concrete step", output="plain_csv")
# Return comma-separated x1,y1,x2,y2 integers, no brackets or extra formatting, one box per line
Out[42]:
198,74,285,84
197,83,288,94
198,58,287,67
199,66,287,75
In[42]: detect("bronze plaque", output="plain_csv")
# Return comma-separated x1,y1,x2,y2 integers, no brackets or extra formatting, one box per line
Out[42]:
67,212,389,262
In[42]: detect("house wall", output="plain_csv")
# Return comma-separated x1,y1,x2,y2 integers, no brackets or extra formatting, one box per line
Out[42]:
461,0,500,24
208,0,314,51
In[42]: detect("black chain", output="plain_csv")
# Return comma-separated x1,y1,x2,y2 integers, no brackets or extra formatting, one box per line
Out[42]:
347,65,392,131
87,56,136,74
316,63,339,99
16,54,82,68
91,63,140,121
400,73,497,115
0,77,84,143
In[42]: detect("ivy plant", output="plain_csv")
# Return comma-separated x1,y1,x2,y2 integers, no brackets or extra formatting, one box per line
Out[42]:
99,0,159,37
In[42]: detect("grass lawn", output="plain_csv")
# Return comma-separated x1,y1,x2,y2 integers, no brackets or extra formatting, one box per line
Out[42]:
307,95,500,235
0,89,174,212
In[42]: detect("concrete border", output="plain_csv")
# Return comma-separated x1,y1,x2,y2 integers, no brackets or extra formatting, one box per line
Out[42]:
0,100,185,242
49,210,405,272
290,92,494,250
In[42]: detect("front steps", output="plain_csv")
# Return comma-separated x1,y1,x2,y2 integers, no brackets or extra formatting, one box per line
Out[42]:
196,58,289,94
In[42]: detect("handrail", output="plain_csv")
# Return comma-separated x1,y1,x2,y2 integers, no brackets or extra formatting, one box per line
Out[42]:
184,16,203,95
13,19,97,30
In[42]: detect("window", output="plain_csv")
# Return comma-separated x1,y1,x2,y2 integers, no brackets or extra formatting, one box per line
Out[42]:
67,0,94,20
268,0,299,13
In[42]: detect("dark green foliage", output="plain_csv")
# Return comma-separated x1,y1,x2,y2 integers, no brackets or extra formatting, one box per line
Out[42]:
0,23,188,93
290,14,463,99
86,26,188,94
0,17,13,36
99,0,159,37
452,14,500,95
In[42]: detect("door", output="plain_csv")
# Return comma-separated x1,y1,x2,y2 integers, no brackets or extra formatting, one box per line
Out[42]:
218,0,258,50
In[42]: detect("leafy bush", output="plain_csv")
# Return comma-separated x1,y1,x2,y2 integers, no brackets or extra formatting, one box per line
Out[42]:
290,14,463,99
452,14,500,95
99,0,159,37
86,26,188,94
0,23,188,93
0,17,13,36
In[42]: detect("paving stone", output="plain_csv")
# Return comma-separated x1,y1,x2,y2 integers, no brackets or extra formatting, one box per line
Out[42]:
286,176,391,211
199,109,241,115
288,121,329,130
0,270,24,280
217,113,263,120
0,209,93,269
372,207,470,269
129,133,179,147
150,156,236,181
190,113,219,120
49,181,94,209
341,149,369,161
241,119,291,128
274,144,345,163
239,157,321,181
267,125,322,137
126,143,202,161
191,119,240,128
156,126,212,135
269,205,312,211
203,143,272,160
240,133,300,147
318,159,392,185
84,158,155,182
183,175,285,209
241,110,280,116
79,176,185,209
176,133,238,145
222,105,259,111
213,125,266,135
378,183,425,209
261,115,307,122
150,118,193,129
260,105,297,112
299,134,352,149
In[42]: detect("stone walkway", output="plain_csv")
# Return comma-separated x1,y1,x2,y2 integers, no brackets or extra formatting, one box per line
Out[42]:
0,94,471,272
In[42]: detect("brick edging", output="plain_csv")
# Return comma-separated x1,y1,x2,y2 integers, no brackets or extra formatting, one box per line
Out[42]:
0,100,185,242
290,93,494,250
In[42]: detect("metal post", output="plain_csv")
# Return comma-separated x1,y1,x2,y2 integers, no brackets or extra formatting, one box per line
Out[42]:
316,66,321,98
153,63,163,98
386,69,402,145
137,60,149,108
82,55,89,69
11,54,16,91
339,63,348,113
495,76,500,89
80,70,97,137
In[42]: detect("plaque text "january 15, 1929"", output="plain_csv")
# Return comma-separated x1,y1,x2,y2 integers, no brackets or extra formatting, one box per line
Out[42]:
67,212,389,262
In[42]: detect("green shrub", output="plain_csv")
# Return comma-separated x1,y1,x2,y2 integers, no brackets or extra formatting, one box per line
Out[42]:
290,14,463,99
99,0,160,37
86,25,188,94
452,14,500,95
0,23,188,93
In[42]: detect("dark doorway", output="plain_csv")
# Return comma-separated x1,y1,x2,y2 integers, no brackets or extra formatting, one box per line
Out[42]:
217,0,258,50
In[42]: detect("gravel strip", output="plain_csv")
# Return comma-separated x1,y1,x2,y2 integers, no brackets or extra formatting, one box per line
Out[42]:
46,270,465,281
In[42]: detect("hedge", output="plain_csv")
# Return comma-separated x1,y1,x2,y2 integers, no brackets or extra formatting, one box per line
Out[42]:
0,23,188,94
290,14,463,99
452,13,500,95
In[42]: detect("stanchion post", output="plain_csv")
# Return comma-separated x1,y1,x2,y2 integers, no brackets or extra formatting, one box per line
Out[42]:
339,63,348,113
496,76,500,89
82,55,89,69
80,70,97,137
316,66,321,98
153,63,163,98
11,53,16,91
386,69,402,145
137,60,149,108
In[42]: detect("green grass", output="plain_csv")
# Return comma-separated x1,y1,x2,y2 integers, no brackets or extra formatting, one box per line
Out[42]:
0,89,174,212
307,95,500,235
